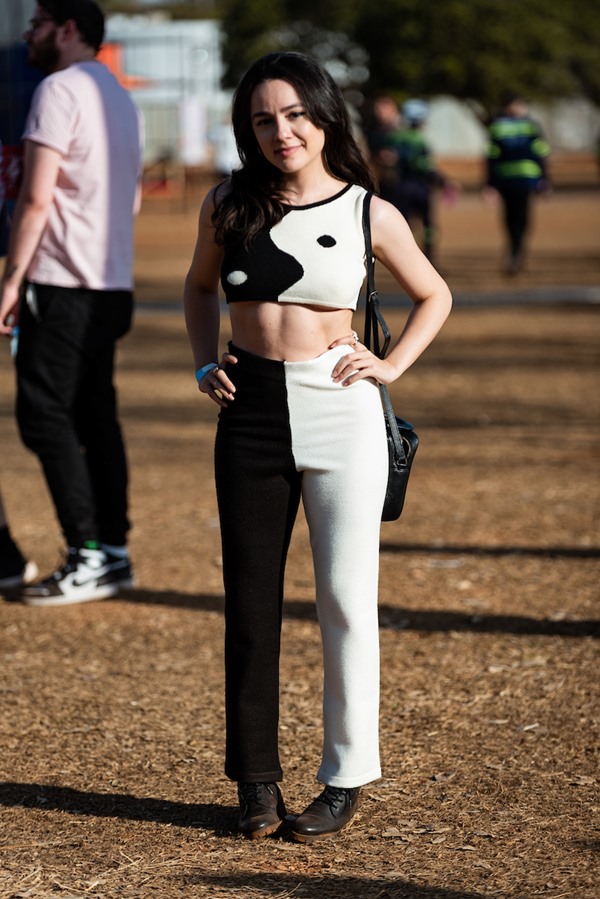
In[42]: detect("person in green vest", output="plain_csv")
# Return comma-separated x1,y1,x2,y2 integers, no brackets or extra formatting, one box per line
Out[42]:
366,97,456,264
484,93,551,275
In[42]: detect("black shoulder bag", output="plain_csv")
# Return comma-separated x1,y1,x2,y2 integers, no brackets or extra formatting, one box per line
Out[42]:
362,191,419,522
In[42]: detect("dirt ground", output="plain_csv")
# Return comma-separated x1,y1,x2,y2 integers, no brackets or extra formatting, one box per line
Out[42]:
0,186,599,898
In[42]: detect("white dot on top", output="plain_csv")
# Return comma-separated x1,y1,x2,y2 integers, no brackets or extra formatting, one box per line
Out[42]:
227,270,248,286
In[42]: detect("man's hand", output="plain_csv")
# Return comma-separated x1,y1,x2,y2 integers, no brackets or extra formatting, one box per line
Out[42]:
0,281,21,336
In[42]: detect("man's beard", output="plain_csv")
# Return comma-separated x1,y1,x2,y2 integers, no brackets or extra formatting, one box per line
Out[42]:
27,30,60,73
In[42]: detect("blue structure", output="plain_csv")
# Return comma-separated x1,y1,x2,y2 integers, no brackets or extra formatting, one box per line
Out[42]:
0,5,43,254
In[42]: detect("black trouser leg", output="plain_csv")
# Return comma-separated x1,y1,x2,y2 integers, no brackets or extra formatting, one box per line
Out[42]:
501,187,530,259
215,349,301,783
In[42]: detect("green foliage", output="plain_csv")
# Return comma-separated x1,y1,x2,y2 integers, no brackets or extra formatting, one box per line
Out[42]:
559,0,600,106
354,0,599,114
220,0,365,86
219,0,600,113
220,0,286,85
102,0,600,110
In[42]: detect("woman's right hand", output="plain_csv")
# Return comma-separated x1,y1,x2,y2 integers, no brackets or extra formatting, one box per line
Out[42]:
198,351,238,407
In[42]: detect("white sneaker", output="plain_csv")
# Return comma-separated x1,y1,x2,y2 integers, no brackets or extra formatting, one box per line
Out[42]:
22,547,134,607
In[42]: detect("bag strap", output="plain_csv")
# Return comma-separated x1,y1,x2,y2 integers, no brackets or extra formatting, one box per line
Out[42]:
361,191,408,465
361,190,390,359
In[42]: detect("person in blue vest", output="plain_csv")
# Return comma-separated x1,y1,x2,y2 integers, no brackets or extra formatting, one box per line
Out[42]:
484,93,551,275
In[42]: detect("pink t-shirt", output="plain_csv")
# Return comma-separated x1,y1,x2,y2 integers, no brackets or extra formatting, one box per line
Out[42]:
23,61,142,291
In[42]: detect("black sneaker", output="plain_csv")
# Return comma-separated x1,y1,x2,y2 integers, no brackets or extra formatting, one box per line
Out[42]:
22,547,134,607
237,782,286,839
291,785,361,842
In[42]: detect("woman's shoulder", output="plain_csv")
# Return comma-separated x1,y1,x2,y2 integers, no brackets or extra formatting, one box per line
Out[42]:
369,193,416,251
207,178,233,207
198,179,233,224
370,192,405,220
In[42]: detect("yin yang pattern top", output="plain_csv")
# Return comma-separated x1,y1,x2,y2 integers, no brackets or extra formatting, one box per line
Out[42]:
220,183,368,310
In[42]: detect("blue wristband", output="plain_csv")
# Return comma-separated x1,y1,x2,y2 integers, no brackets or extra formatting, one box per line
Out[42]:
195,362,219,383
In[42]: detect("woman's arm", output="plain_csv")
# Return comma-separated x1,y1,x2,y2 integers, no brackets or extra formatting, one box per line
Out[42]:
332,195,452,386
183,188,236,405
183,188,223,369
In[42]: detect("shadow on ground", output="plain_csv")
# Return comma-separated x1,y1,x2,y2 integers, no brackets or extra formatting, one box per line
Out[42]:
109,586,599,638
0,782,494,897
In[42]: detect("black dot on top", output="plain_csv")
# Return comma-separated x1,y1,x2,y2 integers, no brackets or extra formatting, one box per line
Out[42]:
317,235,336,248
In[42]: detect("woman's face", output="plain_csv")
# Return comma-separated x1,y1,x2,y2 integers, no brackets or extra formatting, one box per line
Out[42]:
250,79,326,177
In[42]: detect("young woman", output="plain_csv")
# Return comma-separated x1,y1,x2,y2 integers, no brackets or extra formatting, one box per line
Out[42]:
184,52,452,842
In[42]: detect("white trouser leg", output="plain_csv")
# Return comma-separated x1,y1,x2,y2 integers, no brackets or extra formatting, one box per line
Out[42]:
285,347,388,787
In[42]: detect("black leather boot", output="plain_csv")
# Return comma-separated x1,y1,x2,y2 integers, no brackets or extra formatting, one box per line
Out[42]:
237,782,286,839
291,785,360,842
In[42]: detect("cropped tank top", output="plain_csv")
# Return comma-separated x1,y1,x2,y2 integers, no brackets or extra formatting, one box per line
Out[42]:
221,183,367,310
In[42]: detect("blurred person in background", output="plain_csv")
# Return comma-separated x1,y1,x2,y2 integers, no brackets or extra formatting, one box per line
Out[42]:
484,93,551,275
0,488,38,592
365,94,404,206
367,97,457,264
0,0,143,606
394,99,458,264
208,114,241,180
1,143,35,599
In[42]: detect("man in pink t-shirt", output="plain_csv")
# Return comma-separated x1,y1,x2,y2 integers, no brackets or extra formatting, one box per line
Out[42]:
0,0,142,606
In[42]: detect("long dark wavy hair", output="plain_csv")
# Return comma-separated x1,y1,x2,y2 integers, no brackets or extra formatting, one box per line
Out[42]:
213,52,376,246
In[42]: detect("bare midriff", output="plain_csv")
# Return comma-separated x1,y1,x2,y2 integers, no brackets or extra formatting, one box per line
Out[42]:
229,301,354,361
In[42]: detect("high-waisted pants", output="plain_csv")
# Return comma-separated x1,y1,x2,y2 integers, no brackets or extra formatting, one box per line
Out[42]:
215,343,388,788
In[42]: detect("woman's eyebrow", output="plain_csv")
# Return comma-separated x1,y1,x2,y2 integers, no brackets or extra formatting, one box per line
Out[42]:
252,103,303,120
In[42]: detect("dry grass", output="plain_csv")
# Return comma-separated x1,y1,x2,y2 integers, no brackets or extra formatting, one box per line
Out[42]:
0,191,598,897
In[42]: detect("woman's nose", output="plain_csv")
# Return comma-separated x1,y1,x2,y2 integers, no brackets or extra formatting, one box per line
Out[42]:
274,116,291,139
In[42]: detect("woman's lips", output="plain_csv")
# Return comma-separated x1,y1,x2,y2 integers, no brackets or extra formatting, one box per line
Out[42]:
276,145,302,158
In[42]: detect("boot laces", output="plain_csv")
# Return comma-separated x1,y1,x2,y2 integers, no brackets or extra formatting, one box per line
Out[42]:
316,786,350,809
238,782,275,804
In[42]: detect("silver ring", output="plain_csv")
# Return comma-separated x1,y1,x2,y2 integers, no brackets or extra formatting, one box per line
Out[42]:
352,331,358,346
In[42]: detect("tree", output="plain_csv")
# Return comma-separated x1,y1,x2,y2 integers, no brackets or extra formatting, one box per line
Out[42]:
219,0,600,116
220,0,366,87
102,0,600,113
357,0,591,110
354,0,599,116
560,0,600,106
220,0,286,85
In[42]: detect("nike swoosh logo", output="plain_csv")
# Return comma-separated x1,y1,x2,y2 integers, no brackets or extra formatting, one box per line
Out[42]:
71,562,128,588
71,573,106,588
